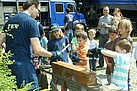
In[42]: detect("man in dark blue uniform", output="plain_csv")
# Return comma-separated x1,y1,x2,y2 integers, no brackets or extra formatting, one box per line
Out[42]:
1,0,62,90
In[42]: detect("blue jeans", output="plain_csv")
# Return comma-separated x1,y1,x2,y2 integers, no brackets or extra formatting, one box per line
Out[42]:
9,60,39,91
89,59,96,71
65,29,73,42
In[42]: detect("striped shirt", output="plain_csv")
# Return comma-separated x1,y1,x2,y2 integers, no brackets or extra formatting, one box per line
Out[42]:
76,43,89,67
111,53,131,90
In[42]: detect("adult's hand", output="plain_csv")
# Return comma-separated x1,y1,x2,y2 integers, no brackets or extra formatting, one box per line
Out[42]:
51,50,63,60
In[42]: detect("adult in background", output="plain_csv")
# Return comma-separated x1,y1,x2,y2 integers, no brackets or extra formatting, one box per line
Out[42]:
97,6,114,68
1,0,62,90
113,7,124,21
64,8,74,42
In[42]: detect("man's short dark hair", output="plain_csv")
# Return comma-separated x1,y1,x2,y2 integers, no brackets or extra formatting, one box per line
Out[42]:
23,0,39,10
65,8,70,13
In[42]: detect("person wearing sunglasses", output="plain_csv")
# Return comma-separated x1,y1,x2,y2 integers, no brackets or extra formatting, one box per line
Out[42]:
1,0,62,90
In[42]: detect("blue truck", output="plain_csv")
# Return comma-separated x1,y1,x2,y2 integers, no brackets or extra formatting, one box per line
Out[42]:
0,0,86,37
39,0,86,29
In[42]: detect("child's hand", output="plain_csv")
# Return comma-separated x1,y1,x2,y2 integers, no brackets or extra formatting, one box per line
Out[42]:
35,64,40,69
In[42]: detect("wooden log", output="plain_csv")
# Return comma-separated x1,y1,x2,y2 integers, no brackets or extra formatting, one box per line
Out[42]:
52,61,97,86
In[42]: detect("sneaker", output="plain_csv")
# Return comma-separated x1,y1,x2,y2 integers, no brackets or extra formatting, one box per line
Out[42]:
96,66,103,68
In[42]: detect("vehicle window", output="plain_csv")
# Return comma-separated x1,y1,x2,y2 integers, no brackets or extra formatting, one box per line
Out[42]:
67,4,76,12
55,4,63,12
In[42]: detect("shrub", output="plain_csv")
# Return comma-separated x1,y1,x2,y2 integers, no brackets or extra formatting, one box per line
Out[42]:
0,51,31,91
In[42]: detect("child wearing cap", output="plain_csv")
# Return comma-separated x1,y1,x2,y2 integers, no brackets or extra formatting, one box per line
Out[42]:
48,23,70,91
47,23,70,64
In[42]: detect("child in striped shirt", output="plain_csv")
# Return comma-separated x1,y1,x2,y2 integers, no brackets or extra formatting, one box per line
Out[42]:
100,39,132,91
72,32,89,68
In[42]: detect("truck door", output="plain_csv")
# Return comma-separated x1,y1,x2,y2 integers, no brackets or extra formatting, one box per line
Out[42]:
40,2,49,26
50,2,66,27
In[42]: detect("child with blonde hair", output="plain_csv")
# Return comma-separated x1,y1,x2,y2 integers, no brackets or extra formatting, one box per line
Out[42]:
48,23,70,91
87,29,98,72
71,23,85,52
111,18,133,91
48,23,70,64
111,19,133,51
